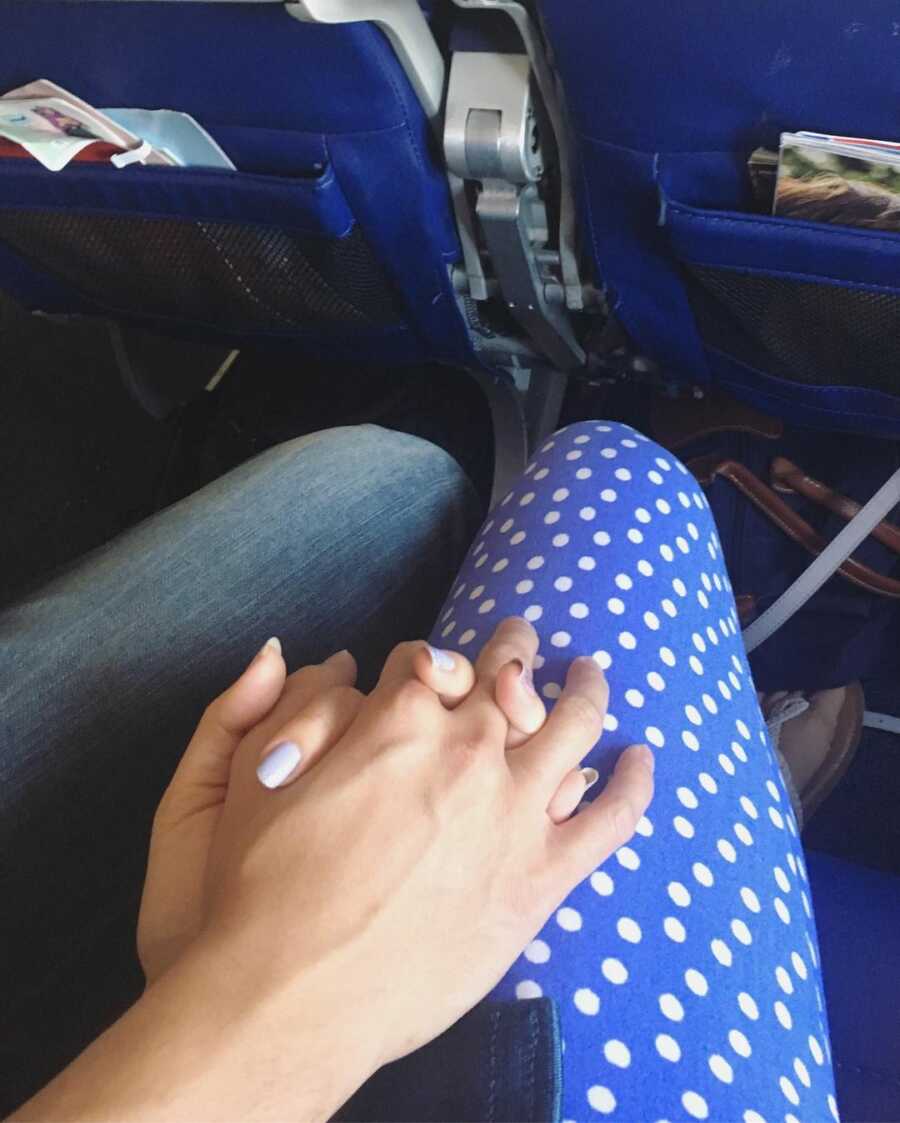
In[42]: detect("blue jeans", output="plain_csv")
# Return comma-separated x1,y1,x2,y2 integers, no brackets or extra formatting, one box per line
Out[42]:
0,425,482,1116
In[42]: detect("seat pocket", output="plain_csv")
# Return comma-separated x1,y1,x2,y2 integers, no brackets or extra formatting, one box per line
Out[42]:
0,160,404,334
662,192,900,403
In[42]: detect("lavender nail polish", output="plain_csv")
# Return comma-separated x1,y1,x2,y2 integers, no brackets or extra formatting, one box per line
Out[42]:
257,741,303,789
427,644,455,672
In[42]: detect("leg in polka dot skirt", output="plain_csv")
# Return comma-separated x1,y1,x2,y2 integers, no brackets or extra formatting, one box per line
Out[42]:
429,421,838,1123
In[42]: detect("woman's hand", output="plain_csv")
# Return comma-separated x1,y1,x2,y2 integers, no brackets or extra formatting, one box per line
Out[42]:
201,618,655,1075
137,640,362,983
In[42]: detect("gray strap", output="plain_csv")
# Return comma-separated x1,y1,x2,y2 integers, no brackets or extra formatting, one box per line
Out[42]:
743,462,900,653
863,710,900,735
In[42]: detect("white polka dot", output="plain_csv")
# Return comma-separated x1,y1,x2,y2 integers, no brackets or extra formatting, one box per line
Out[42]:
526,555,544,570
477,598,496,615
648,470,664,485
554,576,574,593
711,938,733,966
573,434,590,444
524,939,551,964
637,558,654,576
523,604,543,622
698,772,718,793
729,1029,752,1057
809,1036,824,1065
660,646,676,666
575,467,592,480
515,979,542,999
774,866,791,894
574,987,600,1015
591,870,614,896
628,528,644,544
618,631,637,650
660,544,675,561
718,839,737,863
738,991,759,1020
603,1040,631,1068
603,712,619,732
635,507,651,523
656,499,672,515
689,655,704,675
674,816,695,839
616,846,640,871
645,726,665,748
556,906,582,931
718,753,736,776
793,1058,811,1088
664,916,687,942
600,447,618,460
600,489,617,503
593,650,612,671
685,968,708,996
542,683,561,700
774,897,791,924
552,533,570,548
775,966,794,995
644,611,661,631
731,918,752,945
601,957,628,984
774,1001,793,1030
661,598,678,617
459,629,476,645
677,786,699,810
685,704,703,726
779,1076,799,1106
587,1085,616,1114
743,1114,765,1123
621,438,638,447
441,622,456,638
625,688,644,709
551,631,572,648
616,916,642,943
701,693,718,714
829,1094,839,1121
681,1091,708,1119
740,887,761,913
614,468,632,482
709,1054,734,1084
578,556,596,571
544,511,561,526
593,530,611,547
693,862,714,887
608,597,625,615
566,450,582,462
570,602,589,619
500,518,515,533
615,572,633,591
669,881,692,908
739,796,758,819
534,468,550,481
791,951,808,980
656,1034,681,1062
734,823,753,847
635,815,654,837
659,993,684,1021
697,590,710,609
682,730,700,751
519,492,535,506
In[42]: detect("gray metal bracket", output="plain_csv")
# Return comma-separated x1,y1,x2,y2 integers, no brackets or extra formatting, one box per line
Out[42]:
444,51,584,370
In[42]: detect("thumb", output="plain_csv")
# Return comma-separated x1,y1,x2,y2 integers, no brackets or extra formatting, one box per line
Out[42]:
167,637,288,801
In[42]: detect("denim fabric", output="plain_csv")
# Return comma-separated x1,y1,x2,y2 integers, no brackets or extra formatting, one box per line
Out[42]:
335,998,561,1123
0,424,481,1116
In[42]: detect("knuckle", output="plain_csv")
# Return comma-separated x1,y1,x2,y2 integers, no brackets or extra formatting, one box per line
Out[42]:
560,692,604,730
388,677,441,718
606,796,639,846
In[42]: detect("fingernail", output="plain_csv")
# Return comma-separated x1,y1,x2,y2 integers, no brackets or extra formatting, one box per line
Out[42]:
427,644,455,672
516,660,537,696
633,744,655,772
251,636,281,665
580,766,600,790
257,741,303,789
325,649,351,666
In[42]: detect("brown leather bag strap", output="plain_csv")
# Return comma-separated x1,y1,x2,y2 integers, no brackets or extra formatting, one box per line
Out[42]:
770,457,900,556
686,454,900,599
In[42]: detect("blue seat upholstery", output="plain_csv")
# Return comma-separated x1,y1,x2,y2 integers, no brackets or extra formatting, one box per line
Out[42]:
0,1,473,368
537,0,900,437
806,851,900,1121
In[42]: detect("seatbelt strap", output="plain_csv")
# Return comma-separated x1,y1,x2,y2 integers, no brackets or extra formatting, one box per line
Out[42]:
743,463,900,653
863,710,900,735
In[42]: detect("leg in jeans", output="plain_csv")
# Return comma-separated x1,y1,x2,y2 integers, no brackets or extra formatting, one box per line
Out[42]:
430,421,838,1123
0,424,481,1116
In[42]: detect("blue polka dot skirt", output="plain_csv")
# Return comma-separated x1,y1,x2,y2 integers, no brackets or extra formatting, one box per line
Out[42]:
429,421,839,1123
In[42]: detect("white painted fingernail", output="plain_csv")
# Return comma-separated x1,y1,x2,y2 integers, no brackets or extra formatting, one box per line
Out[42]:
517,661,537,696
427,644,455,672
257,741,303,789
264,636,282,654
580,766,600,790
